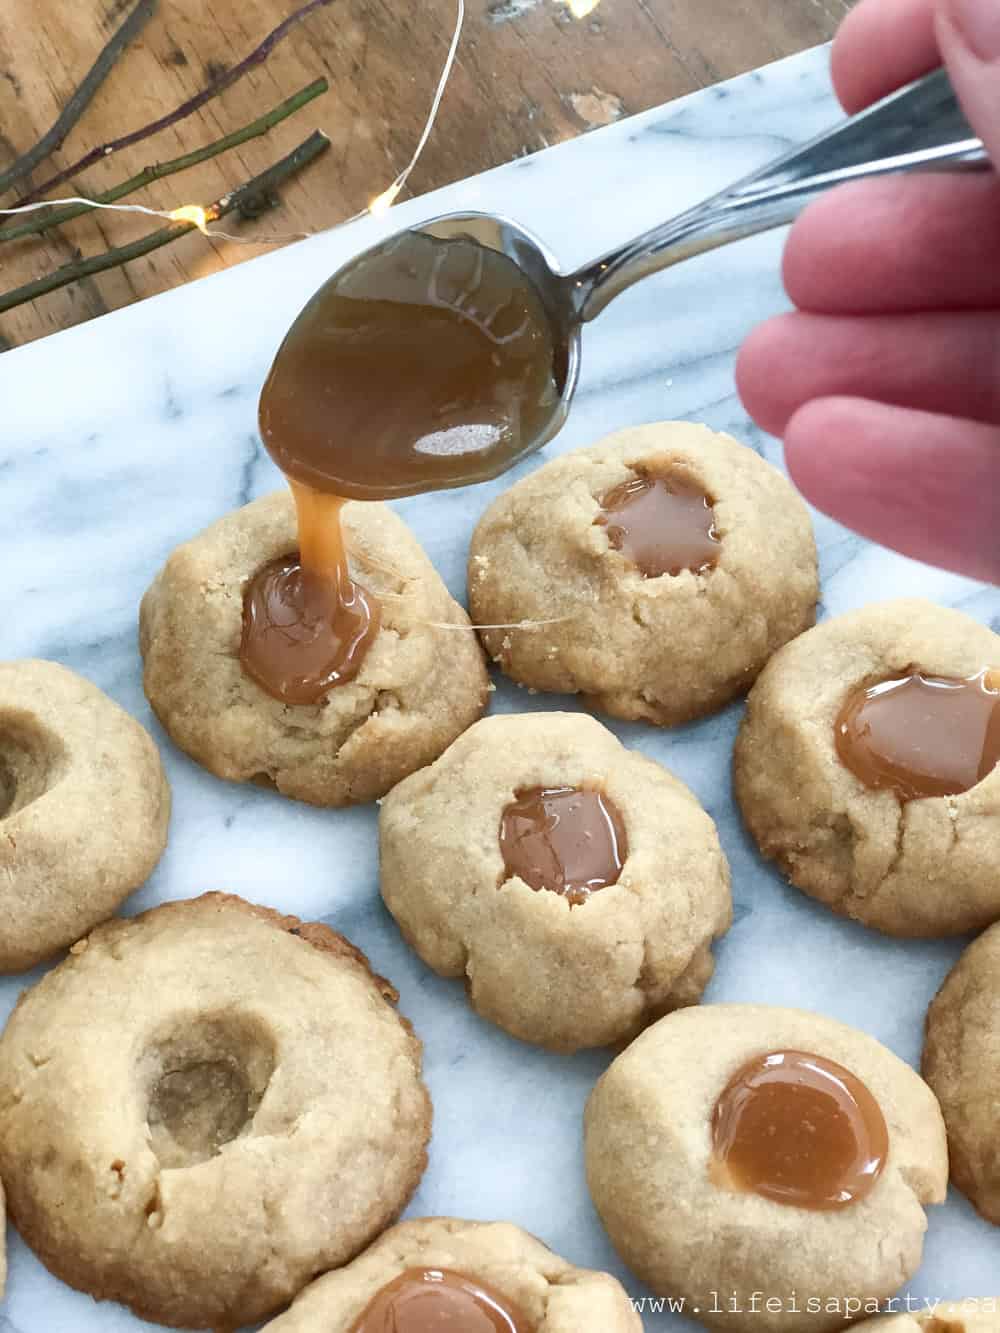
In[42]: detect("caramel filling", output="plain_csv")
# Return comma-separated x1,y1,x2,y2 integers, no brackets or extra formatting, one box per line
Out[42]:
259,231,558,501
349,1267,533,1333
240,482,380,704
836,669,1000,801
249,230,559,701
499,785,628,905
597,476,720,577
710,1049,888,1210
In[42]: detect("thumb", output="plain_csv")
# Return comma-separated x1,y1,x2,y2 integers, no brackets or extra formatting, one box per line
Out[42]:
936,0,1000,164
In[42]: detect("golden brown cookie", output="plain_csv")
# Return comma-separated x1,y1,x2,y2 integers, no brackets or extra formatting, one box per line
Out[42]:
734,600,1000,937
260,1217,641,1331
467,423,817,725
379,711,731,1051
923,922,1000,1225
140,491,488,806
585,1004,947,1333
853,1302,1000,1333
0,893,431,1330
0,659,170,971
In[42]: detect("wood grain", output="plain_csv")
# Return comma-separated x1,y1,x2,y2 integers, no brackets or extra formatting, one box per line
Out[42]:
0,0,848,348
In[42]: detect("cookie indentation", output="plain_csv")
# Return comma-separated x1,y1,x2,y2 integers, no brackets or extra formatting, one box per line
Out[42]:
0,714,67,820
468,425,817,728
144,1013,277,1168
499,785,628,905
381,712,731,1052
349,1266,533,1333
241,552,380,705
585,1005,945,1333
836,669,1000,801
140,490,488,807
710,1049,888,1210
596,475,720,577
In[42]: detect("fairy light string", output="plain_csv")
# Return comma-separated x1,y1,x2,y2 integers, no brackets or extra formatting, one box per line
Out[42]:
0,0,602,251
0,0,465,248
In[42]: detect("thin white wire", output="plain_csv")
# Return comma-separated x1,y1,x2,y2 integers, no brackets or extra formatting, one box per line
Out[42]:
423,618,571,631
377,0,465,205
0,197,175,221
0,0,466,245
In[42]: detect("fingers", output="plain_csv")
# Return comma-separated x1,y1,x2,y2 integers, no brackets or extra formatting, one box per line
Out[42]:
783,397,1000,583
936,0,1000,165
831,0,939,112
736,310,1000,437
773,0,1000,584
831,0,1000,162
782,174,1000,314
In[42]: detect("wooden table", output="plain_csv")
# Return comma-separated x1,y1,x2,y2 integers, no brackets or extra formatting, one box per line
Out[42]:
0,0,847,349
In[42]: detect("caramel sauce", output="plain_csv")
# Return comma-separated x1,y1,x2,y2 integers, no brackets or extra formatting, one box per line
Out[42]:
239,482,380,704
710,1049,888,1211
245,230,558,702
499,785,628,905
259,231,558,501
349,1267,533,1333
836,669,1000,801
597,475,720,577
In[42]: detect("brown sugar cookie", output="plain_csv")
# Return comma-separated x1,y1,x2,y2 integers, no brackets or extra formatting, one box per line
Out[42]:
379,711,731,1052
853,1303,1000,1333
923,921,1000,1225
0,659,170,971
734,600,1000,937
0,893,431,1330
140,491,488,806
260,1217,641,1331
585,1004,947,1333
467,423,817,725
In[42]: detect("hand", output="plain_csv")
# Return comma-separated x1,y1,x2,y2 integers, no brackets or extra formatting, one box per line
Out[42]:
736,0,1000,584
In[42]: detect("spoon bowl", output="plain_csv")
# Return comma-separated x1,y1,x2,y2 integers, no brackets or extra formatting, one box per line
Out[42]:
414,210,581,462
262,66,987,500
412,66,987,470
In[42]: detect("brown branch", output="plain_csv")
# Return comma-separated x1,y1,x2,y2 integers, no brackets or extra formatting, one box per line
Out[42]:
0,0,158,198
0,78,328,245
0,131,330,317
16,0,339,206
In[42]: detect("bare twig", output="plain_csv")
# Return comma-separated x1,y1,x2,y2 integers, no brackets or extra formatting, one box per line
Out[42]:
0,132,330,316
0,79,327,245
16,0,339,206
0,0,157,198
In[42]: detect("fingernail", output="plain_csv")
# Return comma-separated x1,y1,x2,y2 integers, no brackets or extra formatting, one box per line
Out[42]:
944,0,1000,60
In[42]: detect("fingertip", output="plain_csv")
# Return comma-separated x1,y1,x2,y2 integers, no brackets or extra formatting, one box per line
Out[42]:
781,174,1000,315
781,398,855,513
828,0,939,113
782,397,1000,583
780,191,844,311
735,315,800,437
829,4,874,113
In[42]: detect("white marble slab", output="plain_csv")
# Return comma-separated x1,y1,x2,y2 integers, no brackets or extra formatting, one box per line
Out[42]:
1,39,999,1333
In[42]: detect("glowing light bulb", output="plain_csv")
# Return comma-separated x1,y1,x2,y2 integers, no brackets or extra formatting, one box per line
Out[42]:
169,204,210,234
369,182,402,218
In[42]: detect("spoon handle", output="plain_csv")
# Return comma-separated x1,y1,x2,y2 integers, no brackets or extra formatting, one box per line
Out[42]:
576,66,990,322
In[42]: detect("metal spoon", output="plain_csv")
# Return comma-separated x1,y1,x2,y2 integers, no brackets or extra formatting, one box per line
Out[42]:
405,66,989,463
